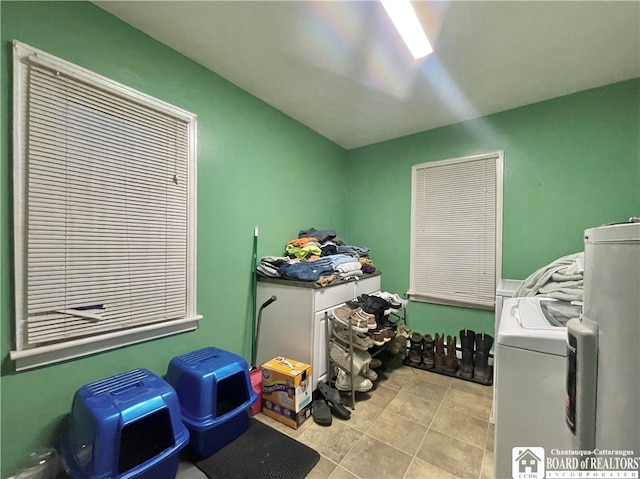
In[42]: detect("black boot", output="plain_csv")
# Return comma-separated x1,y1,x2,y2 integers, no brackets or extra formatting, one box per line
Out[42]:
458,329,475,379
474,332,494,383
434,333,445,371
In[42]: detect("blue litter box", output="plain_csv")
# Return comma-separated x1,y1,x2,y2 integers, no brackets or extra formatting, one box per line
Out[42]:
58,368,189,479
166,347,258,460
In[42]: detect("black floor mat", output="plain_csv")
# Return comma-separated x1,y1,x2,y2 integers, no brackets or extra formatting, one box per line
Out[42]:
195,418,320,479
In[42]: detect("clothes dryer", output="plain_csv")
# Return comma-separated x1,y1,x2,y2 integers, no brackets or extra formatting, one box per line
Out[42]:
494,297,581,479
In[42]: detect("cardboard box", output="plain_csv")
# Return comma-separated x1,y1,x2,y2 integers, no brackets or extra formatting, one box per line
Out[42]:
261,357,312,429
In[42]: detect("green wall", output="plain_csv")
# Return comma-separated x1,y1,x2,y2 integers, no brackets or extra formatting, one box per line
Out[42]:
1,1,639,477
344,78,640,338
0,2,347,476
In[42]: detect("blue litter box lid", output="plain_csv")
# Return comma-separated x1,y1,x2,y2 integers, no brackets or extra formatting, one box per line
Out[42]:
166,347,257,426
59,368,189,479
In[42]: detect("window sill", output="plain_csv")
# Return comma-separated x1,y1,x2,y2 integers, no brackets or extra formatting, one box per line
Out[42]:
408,293,494,311
10,316,203,371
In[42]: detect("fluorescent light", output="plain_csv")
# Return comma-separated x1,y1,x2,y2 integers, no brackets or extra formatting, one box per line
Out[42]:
381,0,433,59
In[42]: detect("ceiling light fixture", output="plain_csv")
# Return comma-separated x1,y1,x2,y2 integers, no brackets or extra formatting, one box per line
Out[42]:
380,0,433,59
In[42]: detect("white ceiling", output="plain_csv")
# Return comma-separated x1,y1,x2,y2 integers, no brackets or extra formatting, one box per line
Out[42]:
94,1,640,150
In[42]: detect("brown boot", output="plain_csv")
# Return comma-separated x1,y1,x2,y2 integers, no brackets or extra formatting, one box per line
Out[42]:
408,332,423,364
444,335,459,373
434,333,445,371
422,334,435,368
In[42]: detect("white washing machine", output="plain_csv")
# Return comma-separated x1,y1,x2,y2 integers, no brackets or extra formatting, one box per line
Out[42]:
494,297,582,479
490,279,523,424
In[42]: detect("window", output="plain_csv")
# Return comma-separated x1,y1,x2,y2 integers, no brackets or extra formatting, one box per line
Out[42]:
11,41,201,370
409,151,503,309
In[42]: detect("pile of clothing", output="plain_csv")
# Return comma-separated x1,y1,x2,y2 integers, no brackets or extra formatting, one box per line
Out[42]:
256,227,377,284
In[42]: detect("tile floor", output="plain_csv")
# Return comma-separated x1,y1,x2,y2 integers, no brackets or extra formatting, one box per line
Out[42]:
177,352,495,479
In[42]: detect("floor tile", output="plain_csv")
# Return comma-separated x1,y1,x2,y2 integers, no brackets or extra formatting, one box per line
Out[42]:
306,456,339,479
442,385,493,421
416,429,484,479
401,377,449,404
430,405,489,448
298,420,363,464
485,422,495,452
344,398,384,433
404,457,459,479
339,434,413,479
375,364,416,390
449,377,493,398
327,465,361,479
366,409,428,456
356,383,399,408
481,450,496,479
411,368,455,388
385,390,440,427
190,360,496,479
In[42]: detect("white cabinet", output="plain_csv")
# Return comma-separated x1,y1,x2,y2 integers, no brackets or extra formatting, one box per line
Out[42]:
256,274,381,387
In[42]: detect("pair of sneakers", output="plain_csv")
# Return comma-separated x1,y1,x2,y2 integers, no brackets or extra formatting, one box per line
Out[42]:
329,342,370,376
332,305,376,333
335,370,373,392
369,327,393,346
353,307,377,330
381,292,408,309
333,325,373,351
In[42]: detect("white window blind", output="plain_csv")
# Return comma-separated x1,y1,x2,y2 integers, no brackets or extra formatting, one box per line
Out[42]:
11,41,201,370
409,151,503,309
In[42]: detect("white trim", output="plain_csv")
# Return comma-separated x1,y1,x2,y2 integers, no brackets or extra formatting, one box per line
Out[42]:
13,41,28,354
406,292,495,311
11,315,203,371
187,117,198,317
409,150,503,309
14,41,195,122
495,152,504,295
11,40,199,369
412,150,503,170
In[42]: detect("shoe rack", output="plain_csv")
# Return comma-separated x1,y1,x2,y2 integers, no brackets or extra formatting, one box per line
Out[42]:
324,310,358,408
324,306,406,409
403,331,494,386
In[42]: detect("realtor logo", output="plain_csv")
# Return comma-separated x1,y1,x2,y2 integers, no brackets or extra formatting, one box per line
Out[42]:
512,447,545,479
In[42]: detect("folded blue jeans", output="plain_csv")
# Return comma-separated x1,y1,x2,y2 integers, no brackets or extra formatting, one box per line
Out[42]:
278,261,333,281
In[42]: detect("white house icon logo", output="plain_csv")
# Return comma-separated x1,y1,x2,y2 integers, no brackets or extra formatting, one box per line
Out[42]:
512,447,545,479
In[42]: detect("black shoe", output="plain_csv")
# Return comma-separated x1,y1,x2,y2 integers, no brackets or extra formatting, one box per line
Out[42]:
359,294,392,319
312,399,332,426
317,381,351,419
